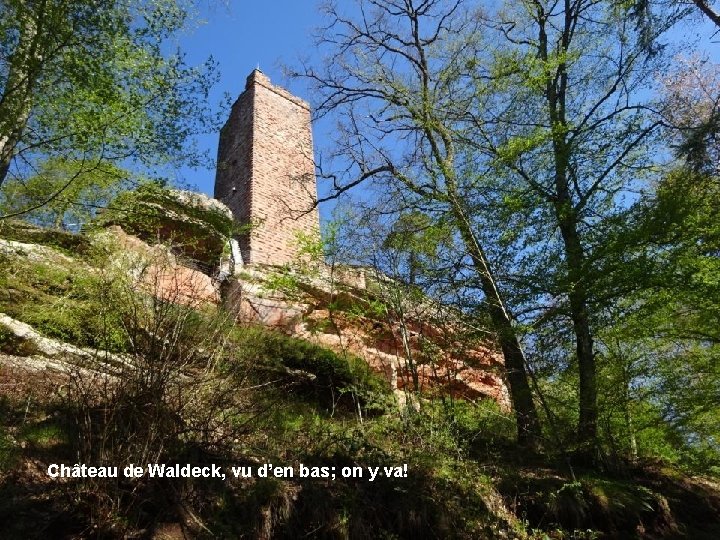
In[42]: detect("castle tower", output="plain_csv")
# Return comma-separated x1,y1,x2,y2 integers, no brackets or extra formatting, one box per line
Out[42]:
214,70,320,266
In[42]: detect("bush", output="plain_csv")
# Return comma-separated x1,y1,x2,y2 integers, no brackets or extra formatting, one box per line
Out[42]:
20,238,251,534
227,325,390,412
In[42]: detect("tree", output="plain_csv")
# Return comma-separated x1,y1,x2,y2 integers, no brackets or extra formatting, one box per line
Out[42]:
0,0,218,197
382,211,453,286
629,0,720,31
295,0,542,448
592,165,720,469
0,158,133,229
620,2,720,172
465,0,673,453
660,55,720,174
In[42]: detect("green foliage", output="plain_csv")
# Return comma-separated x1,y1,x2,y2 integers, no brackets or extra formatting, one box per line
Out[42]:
587,168,720,473
0,221,719,538
498,471,673,537
263,266,303,298
0,242,128,351
0,0,718,531
345,296,388,321
447,399,517,450
100,181,236,235
295,227,325,263
547,481,589,529
0,158,133,229
19,422,69,450
0,0,219,188
495,128,549,164
219,391,510,539
382,211,454,284
226,325,390,409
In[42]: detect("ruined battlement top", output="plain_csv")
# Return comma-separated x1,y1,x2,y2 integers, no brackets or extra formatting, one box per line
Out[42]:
234,69,311,112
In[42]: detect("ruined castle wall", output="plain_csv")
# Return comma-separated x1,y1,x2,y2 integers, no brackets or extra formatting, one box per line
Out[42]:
215,70,319,266
215,86,254,262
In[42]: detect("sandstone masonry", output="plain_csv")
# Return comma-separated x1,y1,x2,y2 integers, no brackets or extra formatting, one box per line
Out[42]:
214,70,320,266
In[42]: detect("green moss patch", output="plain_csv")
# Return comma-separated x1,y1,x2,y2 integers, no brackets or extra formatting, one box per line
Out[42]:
226,325,390,412
0,252,128,352
0,219,91,256
96,183,236,268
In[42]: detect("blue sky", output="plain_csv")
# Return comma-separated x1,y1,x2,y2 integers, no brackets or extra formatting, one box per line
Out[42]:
175,1,720,225
176,2,325,202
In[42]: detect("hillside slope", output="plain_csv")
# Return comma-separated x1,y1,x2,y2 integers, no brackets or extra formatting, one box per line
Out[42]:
1,191,719,539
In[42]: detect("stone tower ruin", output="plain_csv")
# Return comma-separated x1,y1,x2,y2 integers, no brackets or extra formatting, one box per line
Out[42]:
214,70,320,266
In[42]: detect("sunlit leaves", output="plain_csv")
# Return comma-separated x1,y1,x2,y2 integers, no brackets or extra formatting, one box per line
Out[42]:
0,0,220,191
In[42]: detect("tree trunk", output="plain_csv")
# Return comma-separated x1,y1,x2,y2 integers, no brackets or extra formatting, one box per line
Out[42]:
0,6,42,188
556,212,597,447
539,1,598,450
452,202,542,449
548,114,598,451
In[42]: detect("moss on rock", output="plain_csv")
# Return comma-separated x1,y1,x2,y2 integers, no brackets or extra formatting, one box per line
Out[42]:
0,219,90,256
96,183,236,269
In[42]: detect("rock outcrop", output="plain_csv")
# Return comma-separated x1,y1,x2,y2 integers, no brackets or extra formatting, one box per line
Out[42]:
220,265,511,409
100,225,220,306
94,222,510,408
1,190,510,411
96,184,236,269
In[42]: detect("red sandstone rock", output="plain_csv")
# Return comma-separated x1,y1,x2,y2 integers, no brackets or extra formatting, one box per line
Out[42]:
229,269,511,410
103,227,509,409
106,226,219,307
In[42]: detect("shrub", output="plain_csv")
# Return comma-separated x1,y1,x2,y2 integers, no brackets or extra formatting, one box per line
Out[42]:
45,240,253,535
227,325,390,412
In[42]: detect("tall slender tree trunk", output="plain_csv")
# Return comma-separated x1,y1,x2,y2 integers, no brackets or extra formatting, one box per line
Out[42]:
538,1,598,451
548,118,598,450
0,5,42,188
550,130,598,449
452,200,542,449
556,211,597,446
412,80,542,445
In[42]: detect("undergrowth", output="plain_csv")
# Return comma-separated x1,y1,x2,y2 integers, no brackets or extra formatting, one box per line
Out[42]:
2,221,720,539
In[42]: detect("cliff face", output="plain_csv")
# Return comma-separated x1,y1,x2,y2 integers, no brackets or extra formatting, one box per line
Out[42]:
221,265,510,409
0,189,509,411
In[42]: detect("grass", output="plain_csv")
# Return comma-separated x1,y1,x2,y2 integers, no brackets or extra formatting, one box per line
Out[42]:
2,219,720,538
19,422,70,450
0,428,17,472
0,239,129,352
0,219,91,257
226,324,391,413
200,394,513,539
